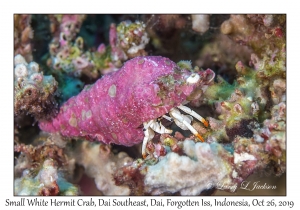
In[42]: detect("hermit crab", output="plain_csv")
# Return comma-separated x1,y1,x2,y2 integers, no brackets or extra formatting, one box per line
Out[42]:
39,56,215,157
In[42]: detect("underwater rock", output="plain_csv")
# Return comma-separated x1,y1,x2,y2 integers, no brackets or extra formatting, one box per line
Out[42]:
144,140,233,195
71,141,133,195
14,54,58,120
14,137,78,195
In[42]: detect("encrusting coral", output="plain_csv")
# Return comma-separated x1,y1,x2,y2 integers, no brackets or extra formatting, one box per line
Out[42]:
143,140,233,195
14,136,79,195
197,14,285,183
114,20,149,58
14,14,34,62
220,14,285,53
48,15,87,44
191,14,210,34
48,17,149,79
113,14,286,195
14,14,286,196
14,54,58,121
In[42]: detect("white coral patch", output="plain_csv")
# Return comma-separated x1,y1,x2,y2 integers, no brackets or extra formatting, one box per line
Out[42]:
127,33,149,54
28,62,40,73
144,141,232,195
191,14,210,34
14,54,28,65
233,152,256,164
254,134,264,143
74,141,131,195
15,64,28,78
232,170,238,178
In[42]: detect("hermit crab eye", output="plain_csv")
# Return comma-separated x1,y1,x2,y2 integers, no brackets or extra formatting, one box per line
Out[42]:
186,73,200,84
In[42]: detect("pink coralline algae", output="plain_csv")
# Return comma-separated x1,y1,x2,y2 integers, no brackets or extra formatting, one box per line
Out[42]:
39,56,214,146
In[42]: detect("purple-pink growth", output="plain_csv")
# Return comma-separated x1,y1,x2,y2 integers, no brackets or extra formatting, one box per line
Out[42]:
39,56,214,146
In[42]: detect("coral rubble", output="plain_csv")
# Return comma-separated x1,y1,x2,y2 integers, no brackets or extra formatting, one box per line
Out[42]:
48,17,149,79
144,140,233,195
71,141,133,195
14,136,78,195
14,15,33,62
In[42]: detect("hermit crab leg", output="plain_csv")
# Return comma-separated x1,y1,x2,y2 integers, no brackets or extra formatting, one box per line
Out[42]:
142,121,155,158
141,119,174,158
169,108,205,142
143,120,155,130
162,115,173,122
169,108,193,130
177,104,209,127
149,121,173,134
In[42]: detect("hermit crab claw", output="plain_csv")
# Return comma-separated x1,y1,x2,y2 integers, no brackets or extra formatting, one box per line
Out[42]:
169,107,206,142
177,105,209,127
199,68,215,85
